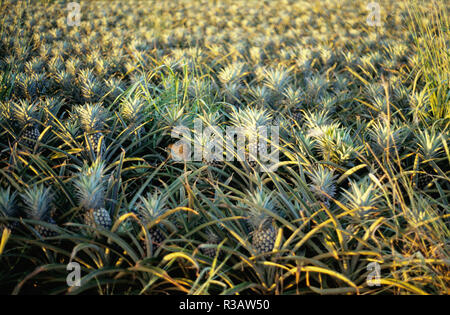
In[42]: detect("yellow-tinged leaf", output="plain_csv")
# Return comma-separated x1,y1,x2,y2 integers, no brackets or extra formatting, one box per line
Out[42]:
337,164,367,184
378,278,429,295
273,227,283,251
0,228,11,255
163,252,199,271
111,212,138,233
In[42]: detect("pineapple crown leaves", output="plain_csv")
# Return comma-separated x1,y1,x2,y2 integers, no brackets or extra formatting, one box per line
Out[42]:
367,119,408,154
341,176,381,211
136,191,168,222
198,108,223,127
263,66,292,92
191,126,223,154
416,128,444,160
242,188,278,230
410,195,441,223
305,74,329,97
229,106,272,133
119,94,146,124
74,103,108,133
318,93,338,112
11,99,39,126
294,130,318,156
247,85,273,106
282,86,304,108
306,165,338,200
0,101,13,122
303,109,333,131
0,187,18,217
158,103,192,128
217,62,247,85
188,77,217,99
21,185,53,221
315,126,362,164
73,161,106,210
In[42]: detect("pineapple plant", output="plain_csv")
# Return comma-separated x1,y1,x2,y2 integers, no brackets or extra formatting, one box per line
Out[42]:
74,161,112,231
229,107,273,168
11,100,41,147
0,187,18,233
263,67,291,102
306,165,338,208
78,69,104,103
134,191,168,250
282,86,304,123
414,129,444,190
217,62,246,105
244,189,278,255
119,93,146,140
247,85,273,108
316,126,362,165
192,122,224,168
21,185,58,237
75,103,108,158
367,118,408,158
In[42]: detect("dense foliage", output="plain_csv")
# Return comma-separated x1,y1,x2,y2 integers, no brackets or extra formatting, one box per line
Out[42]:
0,0,448,294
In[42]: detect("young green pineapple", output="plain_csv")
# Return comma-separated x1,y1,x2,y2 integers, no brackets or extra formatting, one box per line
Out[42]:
21,185,57,237
74,161,112,230
135,191,168,249
245,189,278,255
0,188,18,233
11,100,41,147
306,165,338,208
75,103,108,158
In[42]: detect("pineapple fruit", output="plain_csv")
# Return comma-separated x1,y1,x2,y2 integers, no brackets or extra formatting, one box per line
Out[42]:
251,220,276,254
21,185,58,237
415,168,433,190
201,230,220,258
74,161,112,231
75,103,108,158
84,207,112,230
292,110,302,124
245,189,278,255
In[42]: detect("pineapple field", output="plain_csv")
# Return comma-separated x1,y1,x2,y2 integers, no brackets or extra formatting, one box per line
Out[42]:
0,0,449,295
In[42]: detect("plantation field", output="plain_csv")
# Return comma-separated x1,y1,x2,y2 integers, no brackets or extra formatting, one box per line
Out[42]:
0,0,449,295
